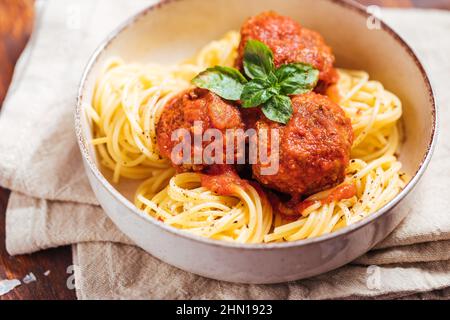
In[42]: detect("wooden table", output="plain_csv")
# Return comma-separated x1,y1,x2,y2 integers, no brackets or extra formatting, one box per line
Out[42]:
0,0,76,300
0,0,449,300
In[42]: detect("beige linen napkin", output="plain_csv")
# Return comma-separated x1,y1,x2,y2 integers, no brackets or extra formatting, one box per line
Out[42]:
1,0,450,299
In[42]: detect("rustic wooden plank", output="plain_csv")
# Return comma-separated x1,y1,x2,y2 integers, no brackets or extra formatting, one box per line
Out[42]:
0,188,77,300
0,0,34,105
0,0,76,300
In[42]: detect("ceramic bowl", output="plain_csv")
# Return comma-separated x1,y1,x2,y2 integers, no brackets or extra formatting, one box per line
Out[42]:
75,0,437,284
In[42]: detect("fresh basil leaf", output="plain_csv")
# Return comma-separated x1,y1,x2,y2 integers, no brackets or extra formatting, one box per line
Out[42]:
192,66,247,100
266,71,279,85
243,40,275,80
262,95,293,124
275,63,319,95
241,78,278,108
213,66,248,83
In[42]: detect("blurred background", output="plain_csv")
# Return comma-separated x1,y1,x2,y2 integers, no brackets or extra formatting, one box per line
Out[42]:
0,0,34,105
0,0,449,300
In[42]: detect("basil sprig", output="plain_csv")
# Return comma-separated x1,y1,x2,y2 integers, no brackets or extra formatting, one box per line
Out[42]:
192,40,319,124
192,66,247,100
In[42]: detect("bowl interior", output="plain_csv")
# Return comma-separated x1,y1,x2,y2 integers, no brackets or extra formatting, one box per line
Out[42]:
78,0,435,219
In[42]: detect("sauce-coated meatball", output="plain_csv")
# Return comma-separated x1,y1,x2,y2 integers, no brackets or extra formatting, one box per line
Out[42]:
252,92,353,196
157,88,244,171
236,11,338,90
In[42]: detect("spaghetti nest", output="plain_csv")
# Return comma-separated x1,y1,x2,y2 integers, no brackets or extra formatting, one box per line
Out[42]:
88,31,406,244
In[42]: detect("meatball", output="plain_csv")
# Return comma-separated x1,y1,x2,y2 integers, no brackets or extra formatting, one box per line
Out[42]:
157,88,244,171
236,11,338,90
252,92,353,196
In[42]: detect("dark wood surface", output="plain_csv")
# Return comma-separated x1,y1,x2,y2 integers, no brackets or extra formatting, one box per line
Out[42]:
0,0,76,300
0,0,448,300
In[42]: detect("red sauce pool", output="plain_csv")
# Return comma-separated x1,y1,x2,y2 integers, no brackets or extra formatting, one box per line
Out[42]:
200,165,248,196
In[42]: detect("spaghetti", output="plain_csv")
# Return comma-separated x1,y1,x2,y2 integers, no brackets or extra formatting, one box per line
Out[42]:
87,31,406,244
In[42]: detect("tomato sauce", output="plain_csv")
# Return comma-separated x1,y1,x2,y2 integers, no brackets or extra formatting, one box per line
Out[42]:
323,183,357,204
200,165,248,196
269,183,357,220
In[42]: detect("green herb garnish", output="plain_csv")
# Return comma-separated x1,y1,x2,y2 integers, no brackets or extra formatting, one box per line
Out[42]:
192,40,319,124
192,66,247,100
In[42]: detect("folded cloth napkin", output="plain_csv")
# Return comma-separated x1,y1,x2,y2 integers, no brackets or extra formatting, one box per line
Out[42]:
1,0,449,299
